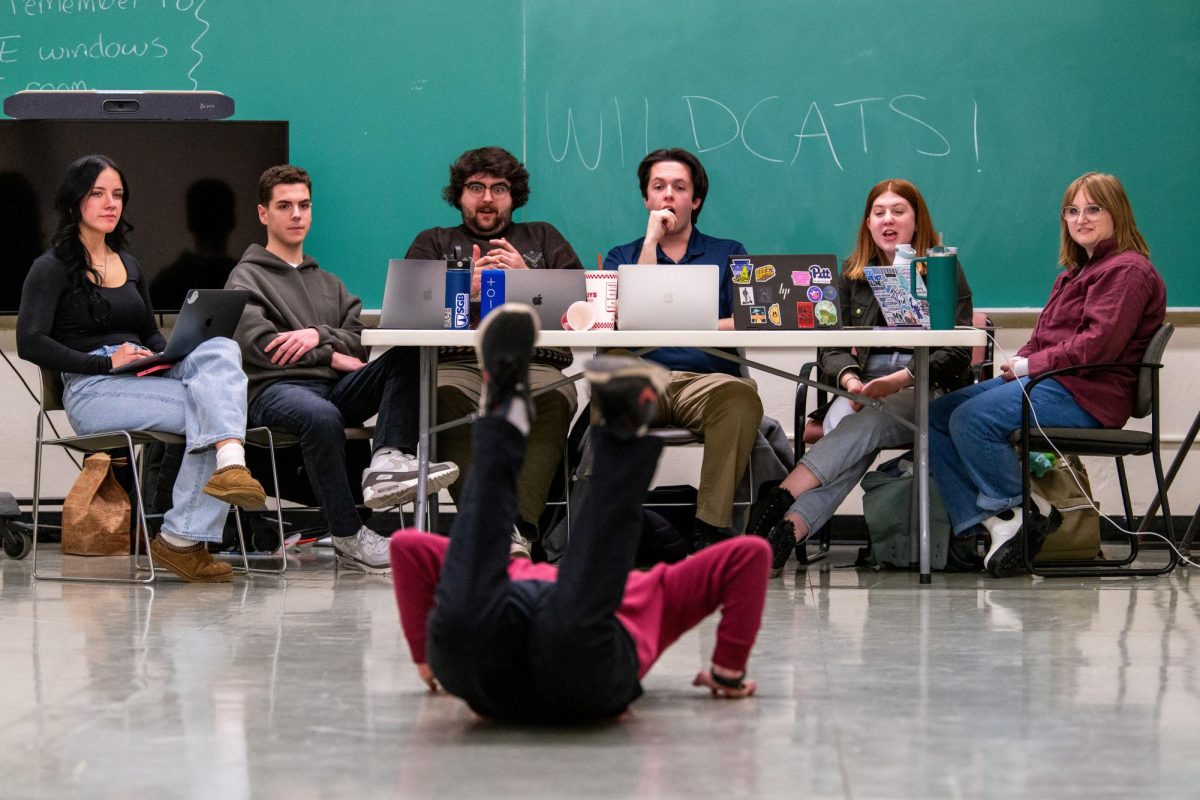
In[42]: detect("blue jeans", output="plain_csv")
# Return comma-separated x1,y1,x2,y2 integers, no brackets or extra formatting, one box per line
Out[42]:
929,376,1100,535
62,338,249,543
248,346,419,537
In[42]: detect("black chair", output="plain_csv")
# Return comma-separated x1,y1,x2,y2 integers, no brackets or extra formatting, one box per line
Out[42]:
792,313,995,565
1014,322,1178,577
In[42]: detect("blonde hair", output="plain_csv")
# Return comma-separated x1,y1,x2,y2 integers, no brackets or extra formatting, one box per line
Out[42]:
844,179,939,281
1058,172,1149,270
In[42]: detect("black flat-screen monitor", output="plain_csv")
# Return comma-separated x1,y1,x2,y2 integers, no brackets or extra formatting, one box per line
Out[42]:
0,119,288,313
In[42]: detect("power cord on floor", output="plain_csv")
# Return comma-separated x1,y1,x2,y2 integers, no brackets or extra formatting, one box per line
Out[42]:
981,328,1197,569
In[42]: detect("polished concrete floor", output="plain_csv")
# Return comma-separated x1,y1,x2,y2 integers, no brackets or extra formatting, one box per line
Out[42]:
1,544,1197,799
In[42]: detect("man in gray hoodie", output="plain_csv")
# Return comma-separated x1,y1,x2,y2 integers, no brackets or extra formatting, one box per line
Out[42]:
226,165,457,574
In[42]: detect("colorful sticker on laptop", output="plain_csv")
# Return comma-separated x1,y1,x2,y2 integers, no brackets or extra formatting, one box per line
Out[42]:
738,286,755,305
796,302,815,328
823,286,838,301
814,300,838,326
791,271,811,287
806,286,823,303
749,306,767,325
768,303,782,326
809,264,834,284
729,258,753,285
754,264,776,283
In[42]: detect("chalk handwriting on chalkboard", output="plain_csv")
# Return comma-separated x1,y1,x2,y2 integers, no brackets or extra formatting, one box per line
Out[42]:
543,94,982,173
1,0,212,90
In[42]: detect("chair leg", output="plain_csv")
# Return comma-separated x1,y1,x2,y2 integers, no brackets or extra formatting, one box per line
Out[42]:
231,428,288,576
34,432,156,585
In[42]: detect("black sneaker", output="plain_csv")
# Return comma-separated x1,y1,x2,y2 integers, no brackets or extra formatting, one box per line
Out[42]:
746,483,795,539
692,518,734,552
583,355,669,440
766,519,797,573
475,303,539,415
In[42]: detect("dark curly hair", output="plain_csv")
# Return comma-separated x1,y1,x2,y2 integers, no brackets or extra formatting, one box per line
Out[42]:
51,154,133,321
636,148,709,222
442,147,530,211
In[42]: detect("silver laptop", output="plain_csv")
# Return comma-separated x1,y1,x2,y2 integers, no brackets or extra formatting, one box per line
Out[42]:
479,269,586,329
616,264,720,330
379,259,447,329
111,289,248,375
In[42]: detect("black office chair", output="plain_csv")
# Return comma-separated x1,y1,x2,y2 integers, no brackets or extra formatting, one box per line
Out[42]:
1014,322,1178,577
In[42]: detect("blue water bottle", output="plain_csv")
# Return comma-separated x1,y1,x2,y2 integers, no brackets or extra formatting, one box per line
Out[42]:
445,256,471,329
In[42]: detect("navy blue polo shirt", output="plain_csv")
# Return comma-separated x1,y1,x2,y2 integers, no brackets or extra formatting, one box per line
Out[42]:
603,227,746,376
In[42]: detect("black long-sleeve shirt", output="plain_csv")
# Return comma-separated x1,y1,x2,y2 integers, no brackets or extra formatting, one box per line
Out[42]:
17,248,166,375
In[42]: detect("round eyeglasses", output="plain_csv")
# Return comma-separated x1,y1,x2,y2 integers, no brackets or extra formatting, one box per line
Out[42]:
465,182,511,197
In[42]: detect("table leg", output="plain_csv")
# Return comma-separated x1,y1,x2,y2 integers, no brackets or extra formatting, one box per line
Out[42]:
914,347,932,583
414,346,437,531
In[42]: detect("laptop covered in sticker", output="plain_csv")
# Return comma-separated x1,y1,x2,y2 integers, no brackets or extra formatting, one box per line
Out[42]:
728,254,841,330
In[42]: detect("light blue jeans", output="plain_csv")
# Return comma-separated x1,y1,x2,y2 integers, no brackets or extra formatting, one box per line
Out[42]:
789,352,920,534
929,376,1100,535
62,338,249,543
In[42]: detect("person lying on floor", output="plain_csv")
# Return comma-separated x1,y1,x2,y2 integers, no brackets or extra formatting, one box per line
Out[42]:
389,304,771,723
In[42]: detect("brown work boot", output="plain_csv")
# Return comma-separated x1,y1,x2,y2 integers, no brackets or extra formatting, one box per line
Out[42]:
203,465,266,509
150,536,234,583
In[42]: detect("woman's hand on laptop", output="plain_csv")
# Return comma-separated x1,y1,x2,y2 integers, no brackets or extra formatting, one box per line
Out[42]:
110,342,153,369
265,328,319,365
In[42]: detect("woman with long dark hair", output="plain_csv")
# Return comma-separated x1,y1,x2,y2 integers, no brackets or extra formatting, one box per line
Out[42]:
747,179,974,572
18,154,265,582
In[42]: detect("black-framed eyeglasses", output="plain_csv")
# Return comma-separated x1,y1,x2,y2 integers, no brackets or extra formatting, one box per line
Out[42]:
465,182,511,197
1062,204,1105,221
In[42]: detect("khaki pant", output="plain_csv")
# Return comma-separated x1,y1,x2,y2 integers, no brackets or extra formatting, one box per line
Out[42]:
437,363,577,529
656,371,763,528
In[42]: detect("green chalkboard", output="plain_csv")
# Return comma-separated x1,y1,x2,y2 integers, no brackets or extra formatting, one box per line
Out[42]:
3,1,1198,308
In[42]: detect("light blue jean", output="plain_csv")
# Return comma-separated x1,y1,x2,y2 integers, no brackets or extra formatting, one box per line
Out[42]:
789,352,919,534
929,376,1100,535
62,338,249,543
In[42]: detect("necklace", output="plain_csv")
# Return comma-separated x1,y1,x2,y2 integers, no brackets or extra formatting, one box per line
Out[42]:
90,246,109,284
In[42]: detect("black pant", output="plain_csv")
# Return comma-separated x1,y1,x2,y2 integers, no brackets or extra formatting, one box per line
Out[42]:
248,346,419,537
427,416,663,723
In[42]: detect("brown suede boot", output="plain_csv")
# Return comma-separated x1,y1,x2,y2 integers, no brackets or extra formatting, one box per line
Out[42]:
203,465,266,509
150,536,233,583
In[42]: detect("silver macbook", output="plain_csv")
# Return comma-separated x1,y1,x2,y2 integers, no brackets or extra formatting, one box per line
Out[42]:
479,269,586,329
379,259,447,329
111,289,248,375
616,264,720,330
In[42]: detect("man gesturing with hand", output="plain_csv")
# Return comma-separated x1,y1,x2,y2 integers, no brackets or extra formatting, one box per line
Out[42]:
227,165,458,574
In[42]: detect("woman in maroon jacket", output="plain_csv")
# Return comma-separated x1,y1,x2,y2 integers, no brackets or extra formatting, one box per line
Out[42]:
929,172,1166,577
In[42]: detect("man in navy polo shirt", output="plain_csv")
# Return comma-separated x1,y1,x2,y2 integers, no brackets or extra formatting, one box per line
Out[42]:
604,148,763,550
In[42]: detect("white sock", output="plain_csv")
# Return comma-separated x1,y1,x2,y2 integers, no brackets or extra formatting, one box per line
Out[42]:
503,397,531,436
370,447,402,469
159,529,196,548
215,442,245,470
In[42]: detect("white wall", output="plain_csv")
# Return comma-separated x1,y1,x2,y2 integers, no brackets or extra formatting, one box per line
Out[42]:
3,317,1197,527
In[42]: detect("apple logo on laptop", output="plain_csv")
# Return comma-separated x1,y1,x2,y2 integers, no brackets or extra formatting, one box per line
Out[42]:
663,291,674,304
422,288,433,302
532,293,544,306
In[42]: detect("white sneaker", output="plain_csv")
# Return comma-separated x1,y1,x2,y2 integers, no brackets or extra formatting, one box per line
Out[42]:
332,526,392,574
361,453,459,510
510,526,532,560
982,495,1054,578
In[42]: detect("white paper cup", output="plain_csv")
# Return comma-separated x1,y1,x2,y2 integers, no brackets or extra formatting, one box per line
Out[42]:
584,271,619,330
561,300,598,331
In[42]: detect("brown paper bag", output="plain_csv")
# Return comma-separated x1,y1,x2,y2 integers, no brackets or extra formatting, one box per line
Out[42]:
1033,456,1102,561
62,453,131,556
